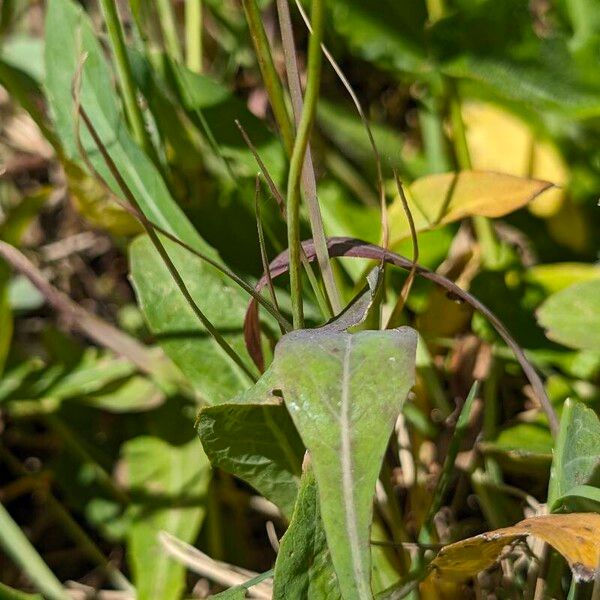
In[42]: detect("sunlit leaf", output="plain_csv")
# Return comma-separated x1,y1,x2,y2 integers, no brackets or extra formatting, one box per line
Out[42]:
548,399,600,512
197,368,304,516
462,101,567,217
429,513,600,583
389,171,554,243
129,235,255,403
278,327,417,599
537,279,600,352
526,263,600,294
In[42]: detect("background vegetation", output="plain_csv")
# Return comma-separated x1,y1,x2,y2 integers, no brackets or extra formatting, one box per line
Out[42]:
0,0,599,598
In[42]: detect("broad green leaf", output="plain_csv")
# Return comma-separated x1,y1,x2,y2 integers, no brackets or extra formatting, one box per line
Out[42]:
123,436,210,600
44,0,205,249
388,171,554,244
548,399,600,511
197,400,304,517
537,280,600,352
273,468,342,599
480,422,552,476
278,327,417,600
428,513,600,583
129,235,255,403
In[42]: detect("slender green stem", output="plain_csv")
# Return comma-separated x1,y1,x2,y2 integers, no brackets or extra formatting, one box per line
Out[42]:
241,0,295,156
448,80,501,267
97,0,156,160
185,0,203,72
155,0,183,62
276,0,341,315
286,0,324,328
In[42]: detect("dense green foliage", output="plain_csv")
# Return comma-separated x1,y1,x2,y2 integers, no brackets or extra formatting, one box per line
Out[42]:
1,0,600,598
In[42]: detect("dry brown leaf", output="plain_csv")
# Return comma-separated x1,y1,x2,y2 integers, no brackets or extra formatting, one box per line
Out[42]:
389,171,554,244
428,513,600,583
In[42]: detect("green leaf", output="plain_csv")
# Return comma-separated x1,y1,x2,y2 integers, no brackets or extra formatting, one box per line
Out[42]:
277,327,417,599
526,263,600,295
44,0,205,249
129,235,254,403
537,280,600,352
123,435,211,600
197,400,304,518
548,399,600,512
273,468,342,599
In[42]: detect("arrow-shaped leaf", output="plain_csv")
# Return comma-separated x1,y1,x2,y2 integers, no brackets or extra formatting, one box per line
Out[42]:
276,327,417,600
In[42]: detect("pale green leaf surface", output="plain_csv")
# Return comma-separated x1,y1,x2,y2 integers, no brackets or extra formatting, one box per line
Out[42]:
548,399,600,511
123,436,210,600
197,364,304,517
277,327,417,600
129,235,255,403
537,279,600,352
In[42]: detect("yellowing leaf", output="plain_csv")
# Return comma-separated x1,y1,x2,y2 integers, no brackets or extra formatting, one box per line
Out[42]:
462,102,568,217
428,513,600,583
389,171,554,244
64,161,141,236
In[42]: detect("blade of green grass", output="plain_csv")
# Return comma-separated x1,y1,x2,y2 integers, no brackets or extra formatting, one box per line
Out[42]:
0,502,69,600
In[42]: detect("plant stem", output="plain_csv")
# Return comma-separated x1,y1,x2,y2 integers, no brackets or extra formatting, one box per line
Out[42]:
155,0,183,62
241,0,295,156
185,0,203,72
276,0,341,315
97,0,156,160
286,0,324,328
448,81,501,267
